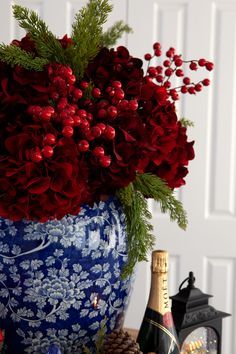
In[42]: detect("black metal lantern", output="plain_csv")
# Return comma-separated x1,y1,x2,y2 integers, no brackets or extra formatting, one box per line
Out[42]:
170,272,230,354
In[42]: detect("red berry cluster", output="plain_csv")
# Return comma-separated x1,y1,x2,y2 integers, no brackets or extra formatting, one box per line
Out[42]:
26,63,141,170
144,42,213,100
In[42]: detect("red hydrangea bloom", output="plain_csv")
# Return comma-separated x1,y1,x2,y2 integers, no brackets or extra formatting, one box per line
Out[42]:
139,102,195,188
59,34,73,49
86,46,144,94
0,126,90,221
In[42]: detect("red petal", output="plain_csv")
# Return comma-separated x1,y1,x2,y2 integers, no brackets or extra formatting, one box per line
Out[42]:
120,129,136,142
5,136,18,154
26,177,50,194
31,84,49,93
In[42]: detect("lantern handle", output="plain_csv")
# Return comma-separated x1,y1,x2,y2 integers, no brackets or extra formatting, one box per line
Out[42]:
179,271,196,291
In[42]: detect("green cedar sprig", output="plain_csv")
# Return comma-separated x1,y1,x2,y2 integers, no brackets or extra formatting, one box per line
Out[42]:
180,117,194,128
94,318,107,354
70,0,113,77
83,346,91,354
83,318,107,353
12,5,66,63
1,2,132,77
0,43,48,70
117,183,155,278
134,173,188,230
101,21,132,47
117,173,188,277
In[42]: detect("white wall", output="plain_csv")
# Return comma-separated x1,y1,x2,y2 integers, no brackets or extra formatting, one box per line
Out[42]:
0,0,236,352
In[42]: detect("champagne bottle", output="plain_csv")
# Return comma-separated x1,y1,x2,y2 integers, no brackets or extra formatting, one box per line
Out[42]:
137,250,180,354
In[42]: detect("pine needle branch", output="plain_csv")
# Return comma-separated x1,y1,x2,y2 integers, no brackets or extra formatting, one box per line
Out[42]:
180,117,194,128
117,174,188,277
83,347,91,354
101,21,132,47
0,44,48,70
12,5,66,63
70,0,113,77
94,318,107,354
117,183,155,278
134,173,188,230
83,318,107,354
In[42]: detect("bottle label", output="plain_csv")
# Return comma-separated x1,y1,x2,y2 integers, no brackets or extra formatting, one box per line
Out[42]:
137,308,180,354
160,277,170,314
147,273,171,315
144,316,179,351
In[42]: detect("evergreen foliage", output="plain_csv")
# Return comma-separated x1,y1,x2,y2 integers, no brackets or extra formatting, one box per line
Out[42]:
70,0,113,77
117,183,155,278
134,173,188,230
101,21,132,47
180,117,194,128
13,5,66,64
83,318,107,353
1,2,131,76
117,173,188,277
0,43,48,70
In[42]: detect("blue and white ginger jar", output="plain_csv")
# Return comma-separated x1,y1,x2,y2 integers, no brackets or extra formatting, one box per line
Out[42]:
0,197,134,353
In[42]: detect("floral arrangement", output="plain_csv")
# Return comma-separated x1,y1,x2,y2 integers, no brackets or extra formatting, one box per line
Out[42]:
0,0,213,275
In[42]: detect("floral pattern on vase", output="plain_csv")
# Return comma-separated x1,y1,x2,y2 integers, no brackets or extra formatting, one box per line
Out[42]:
0,197,134,354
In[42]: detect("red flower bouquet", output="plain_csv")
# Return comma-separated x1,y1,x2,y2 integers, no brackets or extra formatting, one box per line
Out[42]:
0,0,212,274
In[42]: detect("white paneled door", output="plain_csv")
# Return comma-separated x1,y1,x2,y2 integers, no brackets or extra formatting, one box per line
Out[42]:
0,0,236,352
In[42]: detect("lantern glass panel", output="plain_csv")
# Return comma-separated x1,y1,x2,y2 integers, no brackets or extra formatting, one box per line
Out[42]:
181,327,218,354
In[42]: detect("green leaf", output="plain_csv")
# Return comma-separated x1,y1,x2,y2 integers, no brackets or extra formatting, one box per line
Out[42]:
83,317,107,354
117,183,155,278
94,318,107,354
70,0,113,77
134,173,188,230
82,346,91,354
12,5,66,63
180,117,194,128
10,2,131,78
101,21,132,47
117,173,188,278
0,43,48,70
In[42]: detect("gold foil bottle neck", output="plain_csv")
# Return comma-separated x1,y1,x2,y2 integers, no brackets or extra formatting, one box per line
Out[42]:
151,250,168,273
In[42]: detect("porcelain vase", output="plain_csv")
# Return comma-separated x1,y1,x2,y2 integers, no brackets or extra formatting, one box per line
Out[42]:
0,197,133,353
